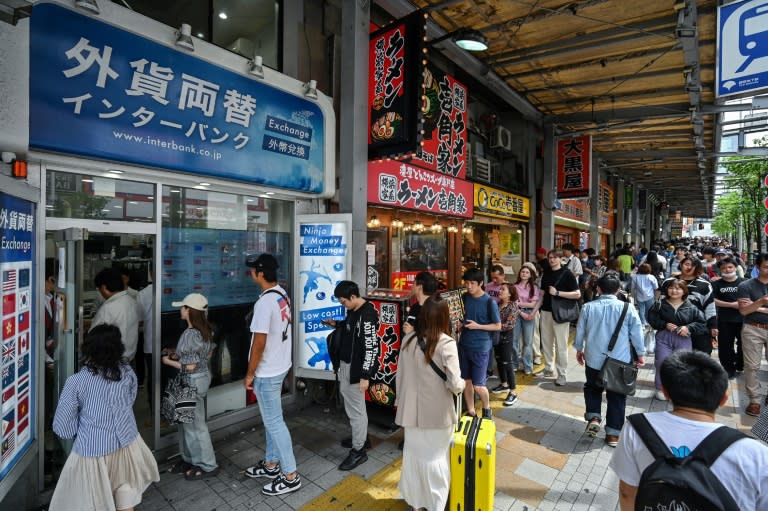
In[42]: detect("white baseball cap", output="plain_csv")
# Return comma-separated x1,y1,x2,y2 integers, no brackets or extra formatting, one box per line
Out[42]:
171,293,208,311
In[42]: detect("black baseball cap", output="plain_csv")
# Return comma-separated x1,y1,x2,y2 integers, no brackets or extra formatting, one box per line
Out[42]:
245,253,279,272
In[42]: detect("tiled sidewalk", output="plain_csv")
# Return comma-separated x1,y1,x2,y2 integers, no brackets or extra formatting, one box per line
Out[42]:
125,347,763,511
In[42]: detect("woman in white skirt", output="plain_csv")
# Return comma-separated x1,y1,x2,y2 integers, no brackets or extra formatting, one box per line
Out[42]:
395,295,465,511
49,324,159,511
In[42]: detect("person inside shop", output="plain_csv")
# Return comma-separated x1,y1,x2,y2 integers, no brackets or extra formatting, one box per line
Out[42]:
90,268,140,362
403,271,438,336
49,324,159,511
325,280,381,470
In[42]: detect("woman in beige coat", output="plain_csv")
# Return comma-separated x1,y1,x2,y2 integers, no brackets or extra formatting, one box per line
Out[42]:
395,296,465,511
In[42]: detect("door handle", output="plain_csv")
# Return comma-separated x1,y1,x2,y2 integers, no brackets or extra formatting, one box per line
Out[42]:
77,305,84,348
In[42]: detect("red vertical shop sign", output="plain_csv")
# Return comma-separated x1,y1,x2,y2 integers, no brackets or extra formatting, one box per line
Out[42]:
411,67,468,179
556,135,591,199
368,13,425,158
366,298,404,406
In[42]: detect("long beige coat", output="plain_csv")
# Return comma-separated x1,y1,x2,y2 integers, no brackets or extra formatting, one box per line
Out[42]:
395,332,465,428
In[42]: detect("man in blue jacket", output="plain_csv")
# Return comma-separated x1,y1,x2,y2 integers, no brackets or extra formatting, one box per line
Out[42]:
575,275,645,447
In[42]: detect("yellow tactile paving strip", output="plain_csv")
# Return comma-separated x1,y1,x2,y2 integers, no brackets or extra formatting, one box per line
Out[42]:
299,367,543,511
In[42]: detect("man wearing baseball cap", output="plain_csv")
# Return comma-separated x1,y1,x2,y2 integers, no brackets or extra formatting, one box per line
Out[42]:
242,253,301,496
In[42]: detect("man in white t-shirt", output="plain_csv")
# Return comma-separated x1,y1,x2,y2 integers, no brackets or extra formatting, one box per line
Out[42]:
610,350,768,510
242,253,301,496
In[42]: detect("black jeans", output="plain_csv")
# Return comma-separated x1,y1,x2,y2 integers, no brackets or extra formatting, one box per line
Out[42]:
718,321,743,374
584,365,626,435
494,331,516,390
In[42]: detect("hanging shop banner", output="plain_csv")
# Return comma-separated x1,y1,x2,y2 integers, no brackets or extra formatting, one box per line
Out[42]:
368,13,425,158
294,214,352,381
638,189,647,210
598,182,615,230
29,2,334,195
0,193,35,481
473,183,530,220
624,185,634,208
410,68,468,178
368,160,473,218
556,135,591,199
717,0,768,97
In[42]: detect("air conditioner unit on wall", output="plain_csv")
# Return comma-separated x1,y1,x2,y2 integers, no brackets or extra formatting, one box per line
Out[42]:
489,126,512,151
473,156,492,182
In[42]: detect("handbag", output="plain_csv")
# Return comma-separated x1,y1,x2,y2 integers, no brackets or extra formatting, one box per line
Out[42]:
597,302,639,396
550,270,580,323
751,404,768,443
161,374,197,424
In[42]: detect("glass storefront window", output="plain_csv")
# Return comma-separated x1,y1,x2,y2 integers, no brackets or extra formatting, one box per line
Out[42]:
46,171,155,221
391,229,448,290
160,185,293,428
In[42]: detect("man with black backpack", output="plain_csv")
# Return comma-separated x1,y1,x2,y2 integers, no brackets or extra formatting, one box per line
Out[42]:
609,350,768,510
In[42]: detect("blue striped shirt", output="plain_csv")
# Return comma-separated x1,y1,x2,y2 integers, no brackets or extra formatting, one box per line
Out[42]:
53,364,139,457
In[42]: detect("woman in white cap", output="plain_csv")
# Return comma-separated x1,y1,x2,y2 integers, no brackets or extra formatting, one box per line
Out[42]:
162,293,219,480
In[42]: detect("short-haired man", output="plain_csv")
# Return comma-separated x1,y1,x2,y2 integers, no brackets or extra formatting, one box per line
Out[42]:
460,268,501,419
535,249,580,385
575,276,645,447
485,265,507,381
90,268,140,361
243,254,301,495
712,256,745,379
403,271,437,335
738,252,768,417
609,350,768,510
326,281,380,470
561,243,583,280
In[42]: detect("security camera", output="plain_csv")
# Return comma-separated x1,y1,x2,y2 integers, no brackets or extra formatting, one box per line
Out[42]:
1,152,16,164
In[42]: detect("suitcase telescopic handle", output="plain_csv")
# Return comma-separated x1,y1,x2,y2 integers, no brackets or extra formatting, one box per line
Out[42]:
455,392,462,432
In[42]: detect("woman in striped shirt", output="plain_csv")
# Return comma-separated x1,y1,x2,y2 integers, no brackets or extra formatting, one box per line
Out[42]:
49,324,159,511
162,293,219,480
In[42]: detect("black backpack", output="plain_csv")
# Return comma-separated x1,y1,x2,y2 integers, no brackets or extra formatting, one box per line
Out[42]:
627,414,748,511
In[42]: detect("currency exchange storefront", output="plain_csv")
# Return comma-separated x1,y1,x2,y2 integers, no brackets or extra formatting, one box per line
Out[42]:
0,0,335,502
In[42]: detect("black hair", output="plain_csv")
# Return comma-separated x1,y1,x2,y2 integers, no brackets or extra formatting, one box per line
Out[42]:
81,324,125,382
702,246,716,256
660,350,728,412
94,268,125,293
561,243,575,252
717,256,737,269
45,258,56,280
489,265,505,275
333,280,361,300
462,268,484,284
596,275,621,294
414,271,438,295
410,296,450,364
755,253,768,267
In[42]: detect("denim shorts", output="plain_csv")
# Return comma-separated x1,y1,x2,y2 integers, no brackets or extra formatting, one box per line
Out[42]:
458,345,489,386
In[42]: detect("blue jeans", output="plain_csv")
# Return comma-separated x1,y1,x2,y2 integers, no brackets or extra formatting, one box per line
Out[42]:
179,372,217,471
255,371,297,474
583,365,626,437
637,299,654,327
513,314,535,372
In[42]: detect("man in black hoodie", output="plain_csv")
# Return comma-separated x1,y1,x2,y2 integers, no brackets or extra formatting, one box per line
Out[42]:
325,281,380,470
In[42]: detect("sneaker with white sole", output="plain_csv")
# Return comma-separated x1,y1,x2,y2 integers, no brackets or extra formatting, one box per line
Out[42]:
491,384,509,394
245,460,280,479
503,392,518,406
555,375,566,386
262,473,301,496
586,418,601,437
655,390,667,401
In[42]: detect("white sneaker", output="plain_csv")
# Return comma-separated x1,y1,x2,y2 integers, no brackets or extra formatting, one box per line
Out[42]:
262,473,301,496
655,390,667,401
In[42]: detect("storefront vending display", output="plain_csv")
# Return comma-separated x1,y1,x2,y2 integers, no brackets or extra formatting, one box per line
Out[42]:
366,290,409,407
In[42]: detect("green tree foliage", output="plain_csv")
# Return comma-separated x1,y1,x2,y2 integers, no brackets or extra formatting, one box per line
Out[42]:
714,135,768,251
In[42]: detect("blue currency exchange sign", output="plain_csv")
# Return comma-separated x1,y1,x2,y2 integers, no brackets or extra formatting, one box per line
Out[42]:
29,2,328,193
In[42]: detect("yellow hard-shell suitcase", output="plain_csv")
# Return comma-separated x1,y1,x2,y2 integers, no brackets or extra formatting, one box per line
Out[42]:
449,404,496,511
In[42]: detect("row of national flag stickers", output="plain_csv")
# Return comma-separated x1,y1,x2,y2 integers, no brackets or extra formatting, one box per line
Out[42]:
2,265,33,469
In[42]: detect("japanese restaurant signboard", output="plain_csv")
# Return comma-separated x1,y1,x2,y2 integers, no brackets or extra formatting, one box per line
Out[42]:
29,2,334,195
368,13,425,158
410,68,468,179
556,135,591,199
368,160,473,218
473,183,530,220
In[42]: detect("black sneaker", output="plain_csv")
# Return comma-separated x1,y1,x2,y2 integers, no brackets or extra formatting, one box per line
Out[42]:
490,384,509,394
245,460,280,479
340,436,372,449
339,448,368,471
481,408,493,419
503,392,518,407
261,473,301,496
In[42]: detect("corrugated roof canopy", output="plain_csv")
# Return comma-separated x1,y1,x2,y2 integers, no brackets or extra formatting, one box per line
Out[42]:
401,0,718,217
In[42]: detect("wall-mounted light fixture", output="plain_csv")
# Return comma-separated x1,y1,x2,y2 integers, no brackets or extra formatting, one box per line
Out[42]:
431,222,443,233
75,0,100,14
429,29,488,52
367,215,380,228
391,218,404,229
303,80,318,100
413,220,424,232
175,23,195,51
462,223,473,234
249,55,264,79
447,224,459,233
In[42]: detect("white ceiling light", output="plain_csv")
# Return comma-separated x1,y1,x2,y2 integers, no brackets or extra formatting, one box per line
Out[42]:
218,12,228,20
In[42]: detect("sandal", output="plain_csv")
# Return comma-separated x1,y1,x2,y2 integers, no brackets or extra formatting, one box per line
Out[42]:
185,466,220,480
168,460,194,474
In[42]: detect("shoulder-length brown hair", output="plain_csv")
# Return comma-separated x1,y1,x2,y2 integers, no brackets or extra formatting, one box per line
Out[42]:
187,307,212,342
408,295,450,363
664,279,689,300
